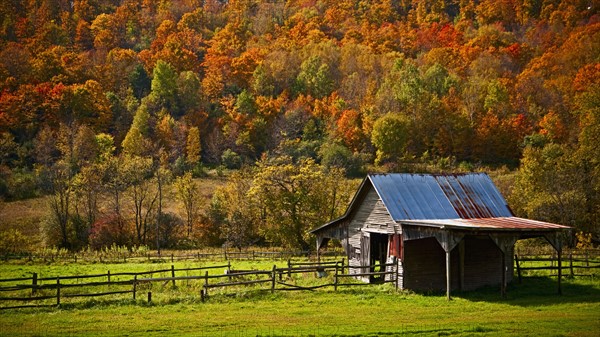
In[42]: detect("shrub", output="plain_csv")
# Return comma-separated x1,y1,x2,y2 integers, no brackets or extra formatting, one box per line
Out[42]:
221,149,242,169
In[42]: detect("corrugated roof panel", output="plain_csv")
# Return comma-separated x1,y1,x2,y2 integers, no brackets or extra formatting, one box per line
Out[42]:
455,175,495,218
369,173,513,221
468,175,513,217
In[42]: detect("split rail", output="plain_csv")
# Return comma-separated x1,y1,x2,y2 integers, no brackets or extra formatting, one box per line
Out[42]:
0,260,401,310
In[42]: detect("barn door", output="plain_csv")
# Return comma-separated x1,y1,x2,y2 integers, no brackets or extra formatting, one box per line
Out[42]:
361,232,370,282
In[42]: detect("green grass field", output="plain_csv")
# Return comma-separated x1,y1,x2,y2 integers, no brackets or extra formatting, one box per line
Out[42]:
1,259,599,337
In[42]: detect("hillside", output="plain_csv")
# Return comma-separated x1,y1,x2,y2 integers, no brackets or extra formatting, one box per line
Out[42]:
0,1,598,251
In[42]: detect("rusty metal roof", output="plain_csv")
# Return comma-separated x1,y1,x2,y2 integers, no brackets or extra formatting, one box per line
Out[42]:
369,173,513,221
400,217,571,231
311,173,570,235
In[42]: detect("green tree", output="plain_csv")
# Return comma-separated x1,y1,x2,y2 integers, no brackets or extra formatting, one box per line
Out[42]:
371,113,410,165
150,60,178,112
248,156,349,250
511,144,586,230
295,56,334,98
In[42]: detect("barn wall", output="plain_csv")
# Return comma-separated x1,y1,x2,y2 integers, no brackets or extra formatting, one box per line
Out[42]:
403,235,513,291
403,237,460,291
463,235,513,290
347,185,395,280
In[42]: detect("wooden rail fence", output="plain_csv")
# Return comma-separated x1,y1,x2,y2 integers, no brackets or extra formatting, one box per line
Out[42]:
0,260,400,309
515,252,600,282
1,249,344,264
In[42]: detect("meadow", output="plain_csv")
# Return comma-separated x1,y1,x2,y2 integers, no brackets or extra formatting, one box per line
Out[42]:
0,258,599,337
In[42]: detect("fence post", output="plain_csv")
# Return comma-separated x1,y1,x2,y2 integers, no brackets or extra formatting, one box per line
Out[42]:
569,253,574,278
224,250,228,261
204,271,209,298
133,275,137,300
108,270,111,283
271,265,276,293
56,277,60,306
341,258,345,274
395,258,399,291
287,259,291,278
515,255,522,284
171,265,176,287
147,292,152,303
334,263,338,291
32,273,38,295
171,254,174,263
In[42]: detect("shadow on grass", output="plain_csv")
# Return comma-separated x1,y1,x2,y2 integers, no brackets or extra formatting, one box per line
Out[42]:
451,276,600,306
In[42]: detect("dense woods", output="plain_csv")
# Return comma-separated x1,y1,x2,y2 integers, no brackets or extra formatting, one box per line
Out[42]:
0,0,598,251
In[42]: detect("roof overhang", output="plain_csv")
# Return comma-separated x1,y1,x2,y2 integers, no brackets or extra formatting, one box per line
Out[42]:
399,217,571,232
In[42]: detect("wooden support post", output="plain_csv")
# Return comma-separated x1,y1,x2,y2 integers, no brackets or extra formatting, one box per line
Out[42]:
458,240,465,291
557,249,562,295
171,254,174,263
271,265,276,294
515,255,522,284
147,292,152,303
107,270,111,283
501,251,507,298
133,275,137,300
171,265,176,287
200,289,205,302
32,273,37,295
341,258,345,274
446,250,451,301
56,278,60,306
287,259,291,278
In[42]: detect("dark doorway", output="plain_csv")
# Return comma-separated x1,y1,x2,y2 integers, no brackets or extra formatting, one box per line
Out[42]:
369,233,388,283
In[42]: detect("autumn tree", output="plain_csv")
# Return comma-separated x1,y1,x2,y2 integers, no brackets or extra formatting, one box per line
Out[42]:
248,156,350,250
209,169,258,250
174,171,199,238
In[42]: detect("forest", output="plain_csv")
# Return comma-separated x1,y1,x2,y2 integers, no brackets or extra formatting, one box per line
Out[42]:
0,0,598,252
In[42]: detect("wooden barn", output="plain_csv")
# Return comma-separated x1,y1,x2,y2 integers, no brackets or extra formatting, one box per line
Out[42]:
311,173,571,297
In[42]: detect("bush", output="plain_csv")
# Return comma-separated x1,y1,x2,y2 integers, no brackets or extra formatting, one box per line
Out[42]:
89,214,132,250
221,149,242,169
0,229,30,255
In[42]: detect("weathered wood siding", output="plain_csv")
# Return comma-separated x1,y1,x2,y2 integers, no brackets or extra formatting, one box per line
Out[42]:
463,236,512,290
346,185,395,280
403,237,460,290
403,235,513,291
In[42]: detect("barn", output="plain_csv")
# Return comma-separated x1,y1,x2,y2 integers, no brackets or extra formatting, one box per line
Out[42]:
311,173,571,298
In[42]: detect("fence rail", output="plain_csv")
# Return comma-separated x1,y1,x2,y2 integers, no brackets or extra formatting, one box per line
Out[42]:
0,260,401,310
1,249,345,264
515,252,600,282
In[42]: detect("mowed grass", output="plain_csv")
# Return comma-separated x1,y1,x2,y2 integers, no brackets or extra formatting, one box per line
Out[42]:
0,260,599,337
